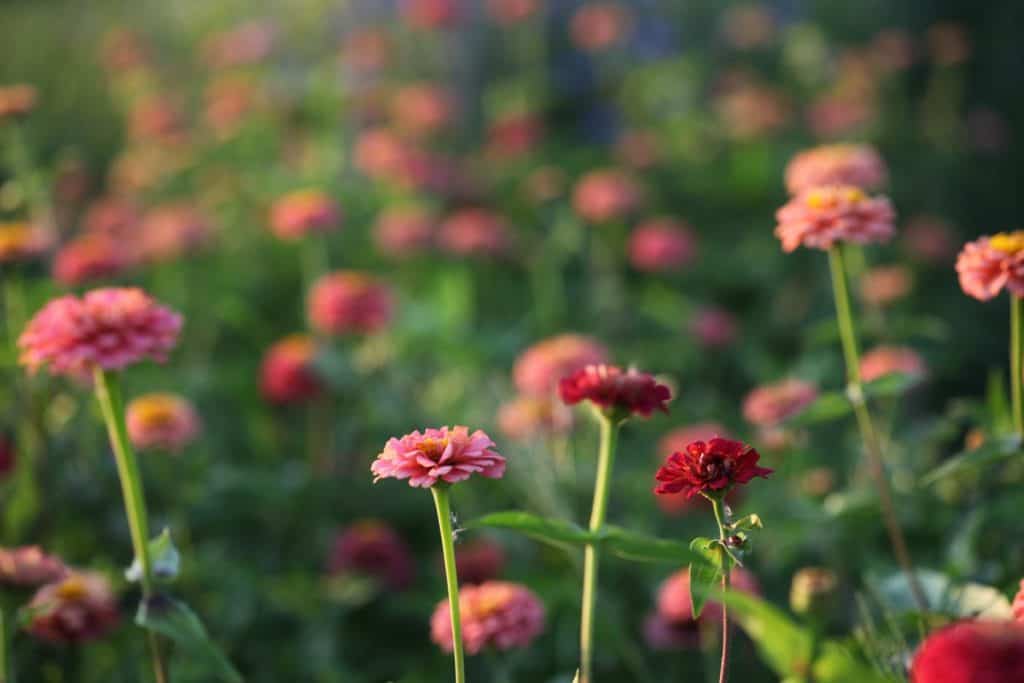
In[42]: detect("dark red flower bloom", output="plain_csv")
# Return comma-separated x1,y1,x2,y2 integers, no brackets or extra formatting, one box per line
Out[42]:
327,520,415,591
558,364,671,418
654,438,772,499
911,620,1024,683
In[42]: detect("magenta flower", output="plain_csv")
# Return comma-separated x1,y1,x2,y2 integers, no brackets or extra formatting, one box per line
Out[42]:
371,426,506,488
19,288,182,377
775,185,895,253
559,364,671,418
654,437,772,499
26,571,119,644
430,581,545,654
327,520,415,591
911,620,1024,683
628,218,697,273
52,234,135,286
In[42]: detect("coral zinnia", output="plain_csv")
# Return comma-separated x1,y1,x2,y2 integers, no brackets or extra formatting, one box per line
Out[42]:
52,234,135,286
559,364,671,418
910,620,1024,683
1013,580,1024,624
742,378,818,427
628,218,697,273
0,546,68,587
126,393,202,452
437,208,512,258
307,271,394,336
19,288,182,377
269,189,341,241
259,334,323,405
26,571,119,644
430,580,545,654
572,168,642,223
513,334,609,397
371,426,505,488
774,185,895,253
654,437,772,499
327,520,415,591
955,232,1024,301
784,144,888,195
860,345,927,383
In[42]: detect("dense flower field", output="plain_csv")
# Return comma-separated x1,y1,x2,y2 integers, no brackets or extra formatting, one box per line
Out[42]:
2,1,1024,682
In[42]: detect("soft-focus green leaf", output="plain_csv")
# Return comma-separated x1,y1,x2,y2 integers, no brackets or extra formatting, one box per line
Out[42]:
126,528,180,584
863,373,920,398
136,595,243,683
921,435,1022,485
468,511,596,549
688,537,723,618
787,391,852,426
731,513,763,532
602,526,706,566
874,569,1013,620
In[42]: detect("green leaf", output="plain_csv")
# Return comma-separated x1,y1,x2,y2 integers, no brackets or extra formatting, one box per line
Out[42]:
863,373,920,398
467,511,596,549
136,595,243,683
126,528,180,584
688,537,723,618
601,526,706,566
787,391,852,426
921,435,1022,485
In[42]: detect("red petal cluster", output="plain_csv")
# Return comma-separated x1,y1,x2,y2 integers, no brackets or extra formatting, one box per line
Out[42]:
911,620,1024,683
654,437,772,498
558,364,671,418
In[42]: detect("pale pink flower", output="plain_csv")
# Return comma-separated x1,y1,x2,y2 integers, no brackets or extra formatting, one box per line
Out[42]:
497,395,573,442
860,265,913,306
689,307,738,349
138,203,214,262
784,144,888,195
270,189,341,241
26,571,119,644
391,83,454,138
52,234,135,286
860,346,927,383
82,197,141,238
956,232,1024,301
646,567,759,650
0,546,68,587
371,426,506,488
328,520,415,591
126,393,202,452
628,218,696,273
430,580,545,654
742,378,818,427
437,209,512,258
19,288,182,377
570,3,632,53
513,334,609,396
775,185,895,253
573,169,642,224
373,206,435,258
307,271,394,336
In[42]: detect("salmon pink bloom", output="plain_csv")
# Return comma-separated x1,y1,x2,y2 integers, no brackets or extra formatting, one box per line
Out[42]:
0,221,55,263
956,232,1024,301
342,29,392,74
371,426,505,488
402,0,460,29
628,218,696,272
270,189,341,241
784,144,888,195
328,520,415,591
654,437,772,499
487,0,538,24
354,127,407,180
454,538,506,585
138,203,214,262
201,19,277,69
570,3,632,53
126,393,202,452
391,83,454,138
52,234,135,286
308,271,394,336
775,185,895,253
437,209,512,258
742,378,818,427
19,288,181,377
513,334,609,396
559,364,671,418
1013,580,1024,623
573,169,642,224
645,567,759,650
82,197,141,238
860,345,927,383
430,580,545,654
0,546,68,587
128,95,186,145
260,335,323,405
26,571,119,644
0,84,38,120
860,265,913,306
373,206,435,258
497,395,573,442
910,621,1024,683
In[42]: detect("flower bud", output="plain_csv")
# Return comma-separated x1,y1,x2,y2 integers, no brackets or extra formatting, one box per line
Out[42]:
789,567,839,621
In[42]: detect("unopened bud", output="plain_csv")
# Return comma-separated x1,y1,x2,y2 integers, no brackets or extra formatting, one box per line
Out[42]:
790,567,839,620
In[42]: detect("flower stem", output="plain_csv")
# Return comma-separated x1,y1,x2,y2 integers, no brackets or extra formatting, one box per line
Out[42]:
827,246,928,613
580,414,619,683
0,604,9,683
92,369,169,683
431,486,466,683
1011,295,1023,436
709,497,731,683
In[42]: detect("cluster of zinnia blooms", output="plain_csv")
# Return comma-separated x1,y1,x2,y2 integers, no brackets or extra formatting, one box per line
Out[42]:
644,567,759,650
269,189,341,241
260,334,325,404
955,230,1024,301
307,271,394,337
430,581,546,655
627,217,697,273
125,392,202,452
572,168,643,224
327,520,416,591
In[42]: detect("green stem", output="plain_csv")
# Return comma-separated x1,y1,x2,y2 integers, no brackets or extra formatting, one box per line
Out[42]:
0,604,8,683
580,414,619,683
1011,295,1023,436
431,486,466,683
827,247,928,613
710,497,730,683
92,369,169,683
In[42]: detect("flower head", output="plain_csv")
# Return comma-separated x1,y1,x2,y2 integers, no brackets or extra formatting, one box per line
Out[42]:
402,0,461,29
628,218,697,273
83,197,141,238
573,169,642,223
860,265,913,306
19,288,181,377
390,83,454,138
371,426,505,488
689,307,738,349
437,209,512,258
775,185,895,252
52,234,135,286
138,203,214,262
910,620,1024,683
201,19,277,69
430,581,545,654
742,378,818,427
654,437,772,499
260,334,323,405
559,364,671,419
487,0,538,24
497,395,573,442
269,190,341,241
0,221,55,263
26,571,119,644
0,546,68,587
308,271,394,336
860,345,927,383
455,538,506,585
373,206,435,258
570,3,632,53
126,393,201,452
327,520,415,591
1013,580,1024,623
784,144,887,195
513,334,609,396
0,84,38,120
646,567,759,650
956,232,1024,301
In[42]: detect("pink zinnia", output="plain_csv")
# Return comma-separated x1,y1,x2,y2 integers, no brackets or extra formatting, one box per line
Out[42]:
860,265,913,307
269,190,341,241
354,127,407,181
570,3,632,53
513,334,609,396
646,567,759,650
327,520,415,591
430,581,545,654
860,345,927,383
19,288,181,377
260,335,323,405
689,307,738,349
26,571,119,644
126,393,202,452
1012,580,1024,624
742,378,818,427
775,185,895,253
910,620,1024,683
437,209,513,258
52,234,135,286
82,197,141,238
308,271,394,336
373,206,435,258
391,83,454,138
487,113,543,159
371,426,506,488
487,0,538,24
454,538,506,585
784,144,888,195
497,395,573,442
138,203,214,262
559,364,672,418
573,168,642,224
628,218,697,273
903,215,956,264
956,232,1024,301
402,0,461,29
201,19,277,69
0,546,68,587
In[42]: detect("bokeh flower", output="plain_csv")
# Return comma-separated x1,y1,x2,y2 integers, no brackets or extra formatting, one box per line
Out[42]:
0,84,38,120
19,288,182,377
645,567,759,650
487,0,538,24
956,232,1024,301
373,206,435,258
437,208,512,258
570,3,632,53
269,189,341,241
371,426,505,488
860,345,927,383
138,203,214,262
402,0,461,29
486,113,543,159
903,215,956,264
328,520,415,591
430,581,545,654
789,567,840,619
497,395,573,442
513,334,609,396
126,393,202,452
1013,580,1024,623
26,571,119,644
391,83,454,138
0,221,55,263
742,378,818,427
0,546,68,587
0,435,13,480
689,308,738,349
128,95,186,145
559,364,671,419
308,271,394,336
654,437,771,498
910,620,1024,683
201,19,276,69
52,234,135,286
860,265,913,307
784,144,887,195
82,197,141,238
628,218,697,273
260,334,323,405
775,185,895,253
454,538,506,585
573,169,642,224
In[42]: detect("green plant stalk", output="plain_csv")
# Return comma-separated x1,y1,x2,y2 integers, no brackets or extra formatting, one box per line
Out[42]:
1011,295,1023,436
92,369,169,683
709,497,731,683
580,413,619,683
431,486,466,683
0,604,8,683
826,246,928,612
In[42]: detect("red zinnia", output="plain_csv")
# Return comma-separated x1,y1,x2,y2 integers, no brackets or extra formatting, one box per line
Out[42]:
559,364,671,418
654,437,772,499
910,620,1024,683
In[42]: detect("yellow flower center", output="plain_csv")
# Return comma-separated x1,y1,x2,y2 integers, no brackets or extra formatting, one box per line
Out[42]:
805,186,865,209
0,223,33,253
474,587,512,617
989,231,1024,254
56,576,88,601
131,395,181,429
419,437,449,458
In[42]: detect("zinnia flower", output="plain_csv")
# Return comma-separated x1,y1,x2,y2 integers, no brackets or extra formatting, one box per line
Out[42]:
126,393,202,452
0,221,55,263
52,234,135,286
570,3,632,53
645,567,759,650
390,83,454,138
437,208,513,258
513,334,609,396
327,520,415,591
25,571,119,644
655,424,743,515
742,378,818,427
260,335,323,405
373,206,435,258
0,84,38,120
1013,580,1024,623
307,271,394,336
860,265,913,306
138,203,213,262
860,345,927,383
689,307,738,349
628,218,697,273
487,0,538,24
19,288,182,377
784,144,888,195
430,581,545,654
401,0,460,29
559,364,671,418
371,426,505,488
201,19,276,69
270,189,341,241
497,395,572,442
775,185,895,253
454,538,506,585
910,620,1024,683
654,437,772,498
956,232,1024,301
82,197,141,238
572,169,642,224
0,546,68,587
903,215,956,264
